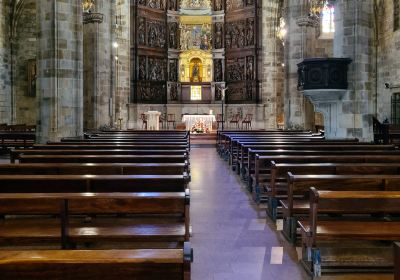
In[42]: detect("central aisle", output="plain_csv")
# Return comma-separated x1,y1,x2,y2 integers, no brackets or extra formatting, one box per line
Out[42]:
190,148,307,280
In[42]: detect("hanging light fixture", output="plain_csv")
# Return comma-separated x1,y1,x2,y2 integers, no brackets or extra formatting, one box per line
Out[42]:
308,0,328,18
82,0,95,13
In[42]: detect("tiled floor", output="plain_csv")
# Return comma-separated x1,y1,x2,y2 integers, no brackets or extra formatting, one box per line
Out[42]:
190,148,394,280
190,148,308,280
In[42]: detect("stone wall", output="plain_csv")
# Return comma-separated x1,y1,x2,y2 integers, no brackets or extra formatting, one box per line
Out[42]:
14,0,37,125
0,0,11,124
376,0,400,122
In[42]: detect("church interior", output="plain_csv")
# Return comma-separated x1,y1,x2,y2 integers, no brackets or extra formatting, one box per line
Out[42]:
1,0,400,279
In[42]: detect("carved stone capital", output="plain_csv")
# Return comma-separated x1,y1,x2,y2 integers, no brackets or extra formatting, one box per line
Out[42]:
83,12,104,24
296,15,319,27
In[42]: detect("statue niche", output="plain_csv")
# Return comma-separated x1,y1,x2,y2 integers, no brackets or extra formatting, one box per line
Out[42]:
190,58,203,82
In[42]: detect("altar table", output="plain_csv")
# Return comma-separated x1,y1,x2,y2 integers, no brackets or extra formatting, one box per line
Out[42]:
145,111,161,130
182,114,216,133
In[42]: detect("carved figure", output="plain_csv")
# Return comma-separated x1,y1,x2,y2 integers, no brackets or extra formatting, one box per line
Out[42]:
214,22,223,49
138,17,146,45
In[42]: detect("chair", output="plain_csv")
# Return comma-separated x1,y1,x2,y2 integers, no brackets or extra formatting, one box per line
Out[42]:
140,114,147,130
216,114,225,130
167,114,176,129
159,113,166,130
242,114,253,130
229,114,240,129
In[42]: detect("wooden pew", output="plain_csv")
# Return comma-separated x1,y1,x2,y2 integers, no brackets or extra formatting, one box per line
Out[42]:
267,162,400,221
0,246,193,280
396,242,400,280
248,146,397,180
0,132,35,151
34,144,189,150
282,173,400,243
253,154,400,203
60,138,188,144
299,189,400,276
0,174,188,193
220,135,325,160
11,149,188,163
0,192,190,248
19,154,188,164
237,142,390,175
0,163,189,176
229,138,359,167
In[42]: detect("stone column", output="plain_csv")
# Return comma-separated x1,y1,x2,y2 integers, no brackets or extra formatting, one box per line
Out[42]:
333,0,374,140
0,0,11,124
114,0,130,130
83,1,111,130
261,0,283,129
37,0,83,142
284,0,318,129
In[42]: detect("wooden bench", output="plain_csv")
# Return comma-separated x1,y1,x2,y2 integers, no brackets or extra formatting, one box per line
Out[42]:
0,191,190,248
35,143,189,150
245,146,397,182
282,173,400,243
396,242,400,280
299,189,400,276
0,174,188,193
253,154,400,203
0,163,189,176
0,132,36,151
267,162,400,221
19,154,188,164
0,246,192,280
11,149,189,163
237,143,391,176
248,149,400,197
229,138,359,169
60,139,189,144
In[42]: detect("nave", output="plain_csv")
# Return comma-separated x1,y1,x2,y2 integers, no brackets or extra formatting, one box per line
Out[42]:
190,147,307,279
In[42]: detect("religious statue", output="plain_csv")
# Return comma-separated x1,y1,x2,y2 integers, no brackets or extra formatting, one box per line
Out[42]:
169,23,178,49
139,57,147,80
138,17,146,45
246,18,254,46
214,22,223,49
168,0,176,10
246,56,254,80
192,62,200,81
215,0,222,10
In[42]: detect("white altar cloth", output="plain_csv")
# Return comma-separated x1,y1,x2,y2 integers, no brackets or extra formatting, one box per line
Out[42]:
145,111,161,130
182,114,216,132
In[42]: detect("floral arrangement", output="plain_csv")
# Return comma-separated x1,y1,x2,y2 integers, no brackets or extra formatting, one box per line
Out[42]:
191,119,210,134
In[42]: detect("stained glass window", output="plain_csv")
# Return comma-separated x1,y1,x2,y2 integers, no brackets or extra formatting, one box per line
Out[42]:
321,4,335,34
191,86,202,101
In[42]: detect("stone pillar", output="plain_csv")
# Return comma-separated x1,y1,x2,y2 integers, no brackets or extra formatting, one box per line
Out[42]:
83,1,111,130
284,0,318,129
114,0,130,130
261,0,282,129
37,0,83,142
0,0,11,124
333,0,374,140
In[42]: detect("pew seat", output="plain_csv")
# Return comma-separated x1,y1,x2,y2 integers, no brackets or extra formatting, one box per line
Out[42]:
0,247,192,280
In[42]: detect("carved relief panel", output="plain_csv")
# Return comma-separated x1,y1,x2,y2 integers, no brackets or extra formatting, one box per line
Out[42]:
132,1,168,103
225,0,258,103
